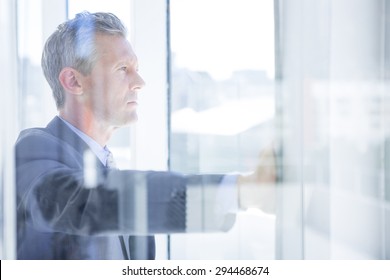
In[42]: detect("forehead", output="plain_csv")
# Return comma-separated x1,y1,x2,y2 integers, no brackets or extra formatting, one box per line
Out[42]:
94,33,137,64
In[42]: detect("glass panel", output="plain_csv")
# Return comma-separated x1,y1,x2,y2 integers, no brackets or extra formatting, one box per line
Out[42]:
276,0,389,259
169,0,276,259
10,0,389,260
17,0,57,129
1,0,19,260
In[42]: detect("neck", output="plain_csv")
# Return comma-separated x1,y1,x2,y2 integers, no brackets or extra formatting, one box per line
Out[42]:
59,109,116,147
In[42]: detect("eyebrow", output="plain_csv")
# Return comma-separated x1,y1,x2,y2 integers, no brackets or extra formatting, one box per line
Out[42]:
114,56,139,68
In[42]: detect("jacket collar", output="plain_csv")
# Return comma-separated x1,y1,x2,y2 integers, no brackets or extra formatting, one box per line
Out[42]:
46,116,106,170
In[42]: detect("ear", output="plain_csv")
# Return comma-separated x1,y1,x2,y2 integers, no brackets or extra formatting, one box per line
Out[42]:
58,67,84,95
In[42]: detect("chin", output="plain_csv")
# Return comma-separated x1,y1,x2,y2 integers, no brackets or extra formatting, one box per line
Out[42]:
123,114,138,125
110,115,138,128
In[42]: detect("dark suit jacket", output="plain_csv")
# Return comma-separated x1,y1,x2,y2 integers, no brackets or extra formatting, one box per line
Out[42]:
15,116,225,259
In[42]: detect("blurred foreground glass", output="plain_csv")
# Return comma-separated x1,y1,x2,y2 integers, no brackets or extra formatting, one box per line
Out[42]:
276,0,389,259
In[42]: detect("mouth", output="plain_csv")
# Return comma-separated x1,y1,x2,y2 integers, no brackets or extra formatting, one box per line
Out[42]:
126,93,138,106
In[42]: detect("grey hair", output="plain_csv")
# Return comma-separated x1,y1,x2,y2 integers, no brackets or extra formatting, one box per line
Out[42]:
41,11,127,109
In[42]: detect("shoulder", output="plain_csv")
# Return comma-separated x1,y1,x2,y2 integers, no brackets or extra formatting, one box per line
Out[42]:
15,127,65,165
15,127,60,151
15,117,65,148
16,116,86,153
15,120,85,166
15,124,61,147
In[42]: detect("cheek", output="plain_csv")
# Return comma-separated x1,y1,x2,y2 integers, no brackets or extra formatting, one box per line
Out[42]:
88,74,128,109
91,86,108,108
91,77,115,100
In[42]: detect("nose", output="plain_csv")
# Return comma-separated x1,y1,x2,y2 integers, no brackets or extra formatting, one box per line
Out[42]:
132,72,146,91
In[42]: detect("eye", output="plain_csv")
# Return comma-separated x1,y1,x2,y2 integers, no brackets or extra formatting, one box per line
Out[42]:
119,66,127,72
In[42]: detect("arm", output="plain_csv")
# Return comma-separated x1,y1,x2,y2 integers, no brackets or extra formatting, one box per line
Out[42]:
29,168,229,235
16,129,229,235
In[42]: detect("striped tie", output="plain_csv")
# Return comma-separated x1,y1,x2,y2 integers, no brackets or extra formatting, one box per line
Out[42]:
106,150,117,169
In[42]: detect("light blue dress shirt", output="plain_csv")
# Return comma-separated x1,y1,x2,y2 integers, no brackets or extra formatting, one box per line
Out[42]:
59,116,111,166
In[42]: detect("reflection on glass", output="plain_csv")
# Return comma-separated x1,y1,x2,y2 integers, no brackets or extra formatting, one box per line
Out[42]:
169,0,276,259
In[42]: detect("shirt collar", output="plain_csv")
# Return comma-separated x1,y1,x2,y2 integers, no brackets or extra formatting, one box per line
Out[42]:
58,116,110,166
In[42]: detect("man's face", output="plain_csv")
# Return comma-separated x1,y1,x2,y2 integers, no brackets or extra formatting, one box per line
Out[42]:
81,34,145,127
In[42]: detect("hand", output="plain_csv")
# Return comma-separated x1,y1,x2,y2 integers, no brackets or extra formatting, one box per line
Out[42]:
237,144,277,213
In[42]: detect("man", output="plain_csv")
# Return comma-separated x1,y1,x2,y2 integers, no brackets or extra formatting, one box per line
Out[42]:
15,12,276,260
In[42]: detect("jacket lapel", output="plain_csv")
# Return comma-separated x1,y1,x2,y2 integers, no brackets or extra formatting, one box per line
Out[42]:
45,116,106,170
